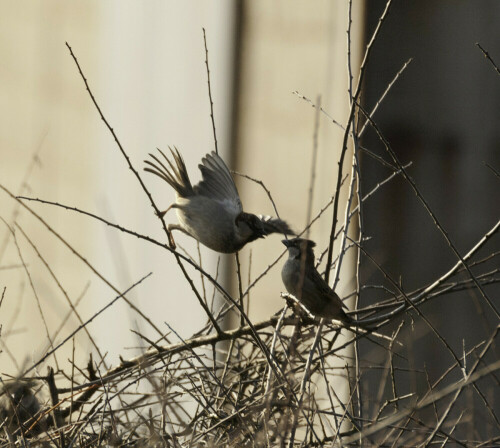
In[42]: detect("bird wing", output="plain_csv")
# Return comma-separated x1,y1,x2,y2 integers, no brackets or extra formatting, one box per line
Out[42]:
193,152,243,214
306,267,348,310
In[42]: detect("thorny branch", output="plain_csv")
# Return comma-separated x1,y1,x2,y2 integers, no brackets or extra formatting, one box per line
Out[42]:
1,5,499,447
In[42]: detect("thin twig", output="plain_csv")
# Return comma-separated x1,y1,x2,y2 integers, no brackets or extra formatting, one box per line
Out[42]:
22,272,152,377
357,102,499,320
203,28,218,154
325,0,394,284
305,95,321,237
476,42,500,76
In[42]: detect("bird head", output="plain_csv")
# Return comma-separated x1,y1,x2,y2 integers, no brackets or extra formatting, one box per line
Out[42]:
282,237,316,259
235,212,266,243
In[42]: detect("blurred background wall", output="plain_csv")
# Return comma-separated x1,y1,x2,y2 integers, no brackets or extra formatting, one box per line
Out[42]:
360,0,500,406
229,2,363,322
0,1,239,372
0,1,363,376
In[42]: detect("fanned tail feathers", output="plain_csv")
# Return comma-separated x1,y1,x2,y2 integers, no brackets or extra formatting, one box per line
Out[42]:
144,147,193,197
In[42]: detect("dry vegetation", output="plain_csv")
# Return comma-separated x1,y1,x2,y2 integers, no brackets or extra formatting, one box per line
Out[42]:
1,2,499,446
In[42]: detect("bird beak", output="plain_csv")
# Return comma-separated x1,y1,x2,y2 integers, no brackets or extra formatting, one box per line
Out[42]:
282,239,291,248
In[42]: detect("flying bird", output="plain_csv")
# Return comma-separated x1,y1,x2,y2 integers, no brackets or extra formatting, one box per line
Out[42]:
145,148,294,253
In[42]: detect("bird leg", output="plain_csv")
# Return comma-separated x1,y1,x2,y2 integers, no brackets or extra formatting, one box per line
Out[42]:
158,203,178,218
166,224,190,249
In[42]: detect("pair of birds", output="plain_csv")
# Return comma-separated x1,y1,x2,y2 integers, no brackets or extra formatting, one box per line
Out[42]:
144,148,352,325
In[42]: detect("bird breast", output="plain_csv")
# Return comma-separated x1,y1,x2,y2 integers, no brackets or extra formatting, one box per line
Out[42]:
175,196,243,253
281,257,304,298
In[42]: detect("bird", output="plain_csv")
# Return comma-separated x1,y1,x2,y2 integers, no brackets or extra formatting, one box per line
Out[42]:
144,148,294,253
0,380,45,436
281,237,352,324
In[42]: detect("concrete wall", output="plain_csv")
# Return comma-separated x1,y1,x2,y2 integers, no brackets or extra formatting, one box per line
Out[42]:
0,1,237,372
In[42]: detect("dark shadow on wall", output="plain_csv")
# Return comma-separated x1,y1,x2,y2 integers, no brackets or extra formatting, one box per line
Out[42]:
359,0,500,437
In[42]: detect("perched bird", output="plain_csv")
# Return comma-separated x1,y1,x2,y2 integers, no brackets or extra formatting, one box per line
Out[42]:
144,148,294,253
0,380,45,436
281,237,352,324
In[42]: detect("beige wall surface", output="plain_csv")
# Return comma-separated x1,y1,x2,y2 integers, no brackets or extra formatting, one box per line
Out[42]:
0,2,236,374
228,1,365,436
0,1,364,384
232,1,364,322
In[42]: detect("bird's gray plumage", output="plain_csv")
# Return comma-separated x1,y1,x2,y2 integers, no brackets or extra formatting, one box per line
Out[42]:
195,152,242,211
281,238,351,323
144,148,294,253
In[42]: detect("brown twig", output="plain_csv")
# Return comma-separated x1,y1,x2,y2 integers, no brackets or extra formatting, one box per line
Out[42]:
324,0,394,284
476,42,500,76
203,28,219,154
356,102,499,320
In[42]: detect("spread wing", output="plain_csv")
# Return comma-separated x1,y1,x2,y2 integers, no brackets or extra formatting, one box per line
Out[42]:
194,152,243,214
